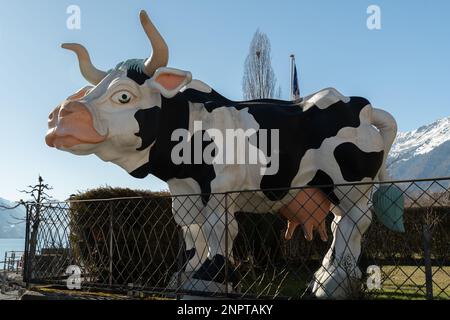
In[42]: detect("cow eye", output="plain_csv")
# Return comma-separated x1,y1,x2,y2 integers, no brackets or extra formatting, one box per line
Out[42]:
112,90,133,104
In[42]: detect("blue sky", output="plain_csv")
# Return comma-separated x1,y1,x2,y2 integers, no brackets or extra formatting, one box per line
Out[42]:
0,0,449,200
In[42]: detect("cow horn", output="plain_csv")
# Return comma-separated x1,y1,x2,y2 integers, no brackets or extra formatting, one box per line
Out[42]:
61,43,107,85
140,10,169,76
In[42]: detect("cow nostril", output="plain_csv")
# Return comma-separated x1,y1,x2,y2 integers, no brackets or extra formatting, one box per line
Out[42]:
59,107,74,118
57,101,86,119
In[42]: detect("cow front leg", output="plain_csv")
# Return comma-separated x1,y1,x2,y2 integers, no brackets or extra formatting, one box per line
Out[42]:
312,199,372,299
169,224,209,292
182,224,208,273
169,193,208,290
191,196,239,294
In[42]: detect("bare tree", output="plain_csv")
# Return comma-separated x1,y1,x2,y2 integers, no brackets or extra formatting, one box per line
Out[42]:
22,176,53,273
242,29,278,100
1,176,53,222
0,176,53,280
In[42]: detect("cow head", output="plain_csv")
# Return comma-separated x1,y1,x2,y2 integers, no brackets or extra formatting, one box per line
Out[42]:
46,11,192,173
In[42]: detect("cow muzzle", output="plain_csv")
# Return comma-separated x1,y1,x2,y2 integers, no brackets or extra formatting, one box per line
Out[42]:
45,100,106,149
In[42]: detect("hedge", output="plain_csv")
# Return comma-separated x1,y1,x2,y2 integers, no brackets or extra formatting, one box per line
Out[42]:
69,187,179,288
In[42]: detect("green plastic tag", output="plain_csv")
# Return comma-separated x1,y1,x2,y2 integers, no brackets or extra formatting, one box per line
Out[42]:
372,185,405,233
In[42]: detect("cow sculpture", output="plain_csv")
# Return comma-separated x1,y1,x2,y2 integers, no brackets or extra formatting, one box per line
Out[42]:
46,11,398,299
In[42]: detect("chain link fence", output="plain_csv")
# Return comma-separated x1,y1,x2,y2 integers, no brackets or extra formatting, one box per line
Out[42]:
22,178,449,299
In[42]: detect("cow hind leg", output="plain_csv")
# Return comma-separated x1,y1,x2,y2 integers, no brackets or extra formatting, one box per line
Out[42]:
312,191,372,299
311,211,341,289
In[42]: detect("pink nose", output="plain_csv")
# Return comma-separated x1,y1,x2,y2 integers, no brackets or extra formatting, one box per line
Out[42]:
48,101,86,126
45,100,105,148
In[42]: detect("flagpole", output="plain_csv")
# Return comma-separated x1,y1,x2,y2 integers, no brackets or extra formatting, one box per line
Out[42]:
290,54,295,100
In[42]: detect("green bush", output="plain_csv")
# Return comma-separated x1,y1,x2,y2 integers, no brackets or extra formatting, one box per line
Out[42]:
362,206,450,265
69,187,180,288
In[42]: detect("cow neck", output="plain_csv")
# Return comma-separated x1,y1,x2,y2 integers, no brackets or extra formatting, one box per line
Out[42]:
130,91,217,203
136,92,191,181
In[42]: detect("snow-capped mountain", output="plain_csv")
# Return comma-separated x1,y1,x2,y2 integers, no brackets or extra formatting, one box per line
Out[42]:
388,117,450,180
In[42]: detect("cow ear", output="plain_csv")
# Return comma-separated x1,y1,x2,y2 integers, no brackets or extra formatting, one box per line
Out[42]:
147,67,192,98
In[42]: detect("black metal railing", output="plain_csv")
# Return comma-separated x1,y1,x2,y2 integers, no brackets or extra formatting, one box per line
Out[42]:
1,251,24,273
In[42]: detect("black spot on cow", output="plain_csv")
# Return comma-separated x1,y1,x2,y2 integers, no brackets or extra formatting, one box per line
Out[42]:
134,107,160,151
130,94,216,204
307,170,339,204
334,143,384,181
131,85,373,205
183,88,370,200
183,88,301,112
114,59,150,85
193,254,238,285
126,65,149,85
255,97,369,200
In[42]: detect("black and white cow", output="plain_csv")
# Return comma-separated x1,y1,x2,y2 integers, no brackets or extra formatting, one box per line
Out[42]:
46,11,397,298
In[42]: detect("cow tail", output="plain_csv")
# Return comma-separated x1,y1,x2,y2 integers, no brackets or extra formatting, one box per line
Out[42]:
371,108,398,181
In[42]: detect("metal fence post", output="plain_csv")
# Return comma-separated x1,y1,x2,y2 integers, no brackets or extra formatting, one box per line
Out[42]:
23,204,31,287
10,252,15,271
109,202,114,287
2,252,6,290
224,193,229,297
422,223,433,300
176,220,184,300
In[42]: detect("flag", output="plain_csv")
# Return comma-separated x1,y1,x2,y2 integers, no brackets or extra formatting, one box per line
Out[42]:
292,63,300,100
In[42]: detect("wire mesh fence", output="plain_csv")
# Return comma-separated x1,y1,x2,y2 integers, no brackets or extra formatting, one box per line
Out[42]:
22,178,449,299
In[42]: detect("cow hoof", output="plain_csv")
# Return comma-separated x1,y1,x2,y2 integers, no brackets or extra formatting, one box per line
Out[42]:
193,254,239,285
180,279,236,299
177,254,239,297
312,263,362,299
168,271,236,299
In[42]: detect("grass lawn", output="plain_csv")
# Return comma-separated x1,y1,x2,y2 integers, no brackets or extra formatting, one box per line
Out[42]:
239,265,449,300
29,265,449,300
369,265,450,300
